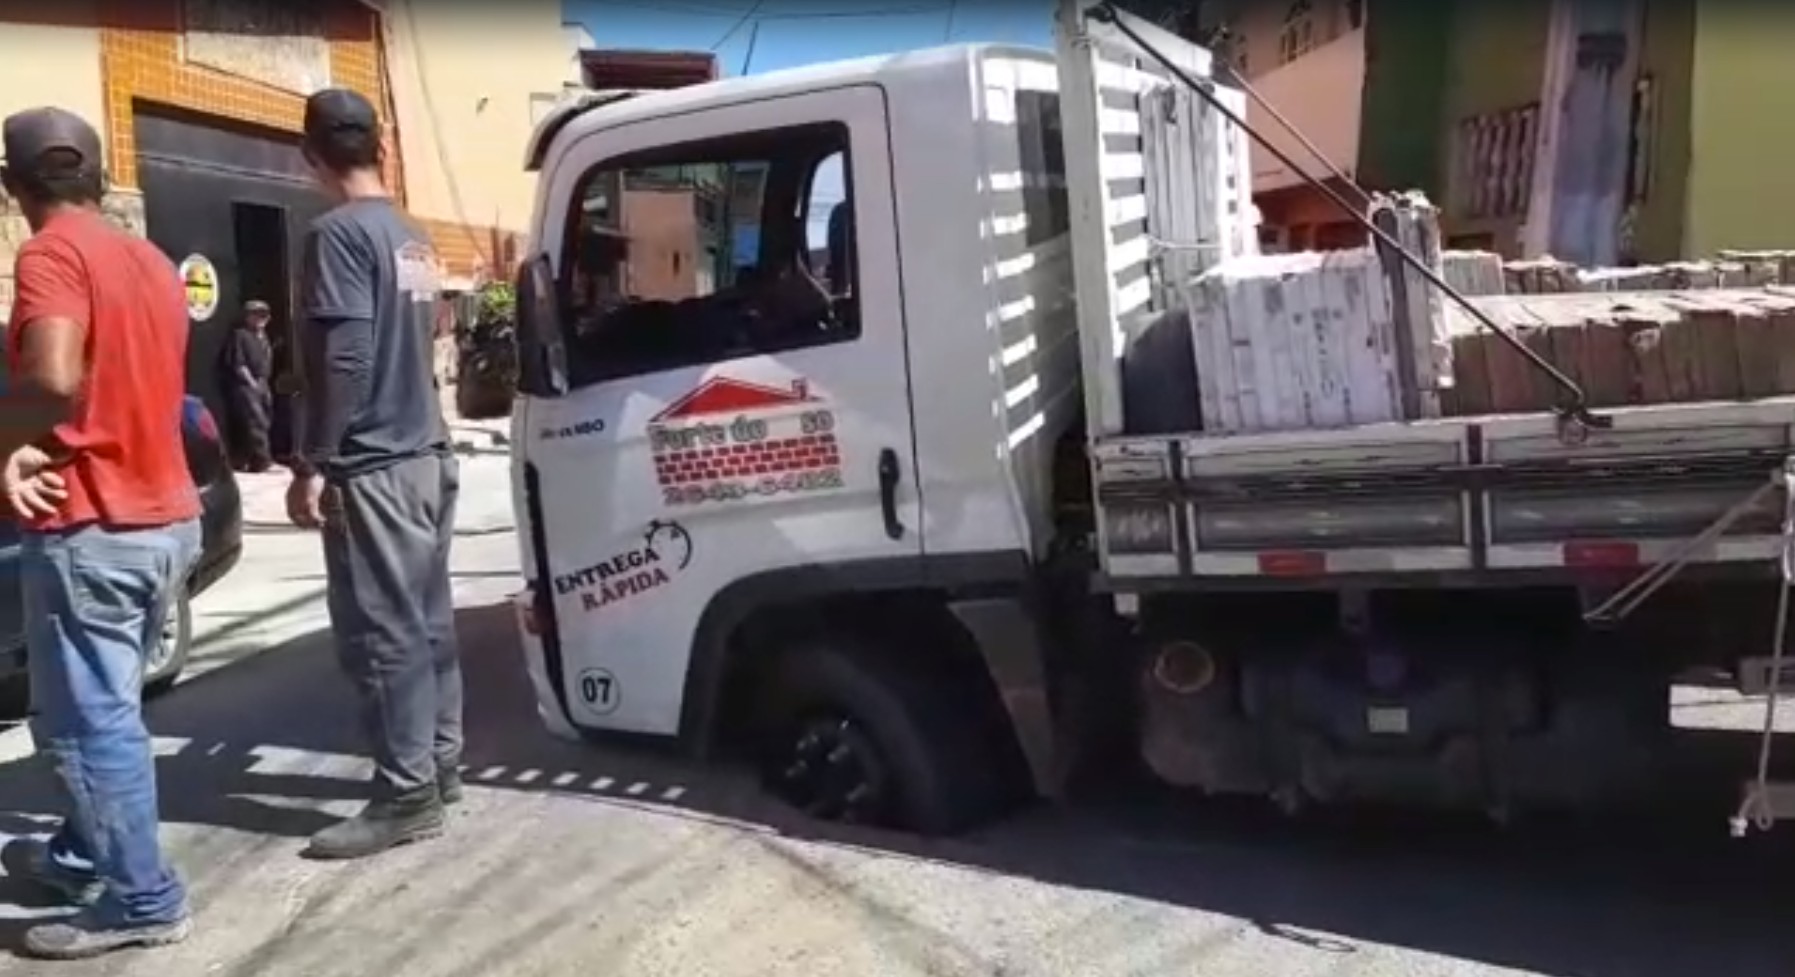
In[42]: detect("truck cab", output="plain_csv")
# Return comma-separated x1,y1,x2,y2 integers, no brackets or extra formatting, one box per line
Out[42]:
506,33,1126,830
509,1,1795,836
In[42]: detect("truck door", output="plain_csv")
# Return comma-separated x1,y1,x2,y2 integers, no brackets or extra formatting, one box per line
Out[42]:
522,86,922,736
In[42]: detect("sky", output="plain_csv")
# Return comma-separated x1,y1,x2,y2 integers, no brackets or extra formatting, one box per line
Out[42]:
569,0,1055,76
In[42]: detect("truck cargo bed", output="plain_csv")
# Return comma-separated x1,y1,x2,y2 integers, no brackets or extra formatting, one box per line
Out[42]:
1092,396,1795,589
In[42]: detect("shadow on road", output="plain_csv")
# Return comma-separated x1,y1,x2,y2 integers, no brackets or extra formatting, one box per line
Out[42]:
1,601,1793,974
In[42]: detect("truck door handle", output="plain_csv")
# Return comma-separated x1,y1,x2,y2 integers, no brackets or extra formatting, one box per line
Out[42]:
877,448,905,541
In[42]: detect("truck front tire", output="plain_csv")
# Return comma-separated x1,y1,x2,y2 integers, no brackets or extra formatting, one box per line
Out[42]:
757,636,1012,835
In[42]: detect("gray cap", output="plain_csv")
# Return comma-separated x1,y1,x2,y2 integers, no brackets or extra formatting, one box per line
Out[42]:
244,300,271,315
303,88,379,147
2,107,103,179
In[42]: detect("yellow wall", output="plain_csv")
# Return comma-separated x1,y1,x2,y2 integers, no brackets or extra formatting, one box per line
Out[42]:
1681,2,1795,256
383,0,573,253
0,7,107,154
1628,0,1694,263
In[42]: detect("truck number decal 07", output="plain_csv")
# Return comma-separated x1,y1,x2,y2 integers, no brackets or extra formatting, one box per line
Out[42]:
577,667,619,714
647,376,845,507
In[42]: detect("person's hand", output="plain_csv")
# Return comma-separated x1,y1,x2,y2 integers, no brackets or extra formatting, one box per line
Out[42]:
286,472,324,529
3,444,67,520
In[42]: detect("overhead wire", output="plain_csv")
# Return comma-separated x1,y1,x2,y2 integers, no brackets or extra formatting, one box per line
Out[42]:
710,0,766,50
741,18,763,72
399,0,490,276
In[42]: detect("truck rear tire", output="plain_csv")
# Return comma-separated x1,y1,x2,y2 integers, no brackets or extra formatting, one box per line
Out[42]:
757,636,1010,835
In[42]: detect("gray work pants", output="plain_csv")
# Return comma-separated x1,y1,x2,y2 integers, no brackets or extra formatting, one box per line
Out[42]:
321,452,462,800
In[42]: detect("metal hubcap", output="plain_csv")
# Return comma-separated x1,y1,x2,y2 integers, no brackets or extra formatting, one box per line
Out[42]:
146,602,183,676
769,715,891,824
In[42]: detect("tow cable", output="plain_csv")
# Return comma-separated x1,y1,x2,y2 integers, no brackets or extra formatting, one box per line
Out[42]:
1732,458,1795,836
1573,458,1795,836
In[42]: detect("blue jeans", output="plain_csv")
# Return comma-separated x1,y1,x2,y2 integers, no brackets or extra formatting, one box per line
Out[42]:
25,518,200,927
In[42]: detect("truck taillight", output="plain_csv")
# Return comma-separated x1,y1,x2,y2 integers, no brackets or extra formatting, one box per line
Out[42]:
1257,550,1327,576
1562,540,1641,569
193,406,221,443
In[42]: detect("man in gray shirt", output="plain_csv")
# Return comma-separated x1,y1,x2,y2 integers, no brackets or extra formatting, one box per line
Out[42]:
288,88,463,860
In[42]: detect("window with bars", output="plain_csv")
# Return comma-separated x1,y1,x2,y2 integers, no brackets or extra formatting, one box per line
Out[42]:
1451,104,1540,220
1279,0,1315,64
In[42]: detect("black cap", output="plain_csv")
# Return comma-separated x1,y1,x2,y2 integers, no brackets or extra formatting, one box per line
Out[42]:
303,88,379,148
2,107,103,179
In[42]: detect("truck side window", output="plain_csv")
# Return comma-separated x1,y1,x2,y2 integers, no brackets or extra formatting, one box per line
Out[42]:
560,122,857,383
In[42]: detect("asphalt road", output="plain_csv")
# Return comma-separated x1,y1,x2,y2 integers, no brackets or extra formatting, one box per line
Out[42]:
1,455,1794,976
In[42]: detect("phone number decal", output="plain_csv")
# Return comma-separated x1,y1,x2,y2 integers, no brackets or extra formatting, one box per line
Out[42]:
662,468,844,507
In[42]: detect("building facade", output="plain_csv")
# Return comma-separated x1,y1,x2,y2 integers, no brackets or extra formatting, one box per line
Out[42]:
1205,0,1369,252
1213,0,1789,266
1413,0,1794,265
0,0,570,416
380,0,579,287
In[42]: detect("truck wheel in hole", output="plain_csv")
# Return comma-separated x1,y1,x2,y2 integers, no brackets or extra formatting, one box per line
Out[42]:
757,637,1003,835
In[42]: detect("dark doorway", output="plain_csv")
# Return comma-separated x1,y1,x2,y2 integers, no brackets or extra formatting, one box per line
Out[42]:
231,201,297,459
133,101,326,434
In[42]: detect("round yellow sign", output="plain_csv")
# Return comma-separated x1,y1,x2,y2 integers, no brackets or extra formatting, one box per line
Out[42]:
179,253,219,323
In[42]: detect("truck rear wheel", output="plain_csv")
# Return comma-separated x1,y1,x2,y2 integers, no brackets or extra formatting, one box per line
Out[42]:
757,636,1009,835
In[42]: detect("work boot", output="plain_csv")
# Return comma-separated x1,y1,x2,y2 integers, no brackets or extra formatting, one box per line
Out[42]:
302,794,445,861
14,838,102,907
20,913,192,960
439,766,464,807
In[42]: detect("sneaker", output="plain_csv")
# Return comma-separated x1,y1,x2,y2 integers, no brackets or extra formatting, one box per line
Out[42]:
16,838,103,907
20,913,192,960
439,767,464,807
302,795,445,861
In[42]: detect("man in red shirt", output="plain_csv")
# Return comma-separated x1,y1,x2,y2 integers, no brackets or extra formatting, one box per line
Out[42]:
0,107,200,961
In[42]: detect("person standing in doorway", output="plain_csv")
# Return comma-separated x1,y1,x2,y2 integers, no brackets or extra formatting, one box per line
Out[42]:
0,107,200,960
288,88,463,860
221,299,275,472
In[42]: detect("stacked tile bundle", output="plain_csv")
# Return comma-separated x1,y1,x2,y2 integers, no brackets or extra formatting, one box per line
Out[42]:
1443,287,1795,415
1444,250,1795,297
1183,194,1454,434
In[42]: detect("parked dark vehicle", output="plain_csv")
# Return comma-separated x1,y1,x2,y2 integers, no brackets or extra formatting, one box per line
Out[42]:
0,395,244,712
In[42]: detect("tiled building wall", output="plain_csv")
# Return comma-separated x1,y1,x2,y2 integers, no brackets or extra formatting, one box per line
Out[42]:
0,0,516,290
95,0,397,205
417,217,523,286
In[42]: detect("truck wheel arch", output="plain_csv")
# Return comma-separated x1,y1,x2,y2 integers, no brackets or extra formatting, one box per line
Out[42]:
676,550,1065,796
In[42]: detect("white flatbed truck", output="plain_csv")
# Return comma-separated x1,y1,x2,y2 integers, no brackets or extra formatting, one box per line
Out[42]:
506,0,1795,834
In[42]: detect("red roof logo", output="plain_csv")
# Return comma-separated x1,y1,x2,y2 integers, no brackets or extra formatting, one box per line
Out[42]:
651,377,816,422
